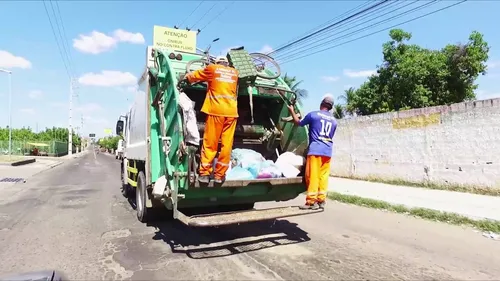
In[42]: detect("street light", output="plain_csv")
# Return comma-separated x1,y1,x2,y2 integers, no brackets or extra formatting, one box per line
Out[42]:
0,69,12,160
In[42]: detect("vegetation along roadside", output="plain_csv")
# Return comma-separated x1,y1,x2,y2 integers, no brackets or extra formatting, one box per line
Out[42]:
327,192,500,233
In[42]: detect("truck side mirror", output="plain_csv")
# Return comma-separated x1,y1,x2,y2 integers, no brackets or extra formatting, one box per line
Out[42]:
116,120,124,135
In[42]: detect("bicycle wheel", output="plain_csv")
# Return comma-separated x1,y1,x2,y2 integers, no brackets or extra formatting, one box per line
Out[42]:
249,53,281,80
185,59,209,74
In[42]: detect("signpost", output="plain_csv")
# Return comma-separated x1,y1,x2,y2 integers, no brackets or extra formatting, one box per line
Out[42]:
89,133,95,138
153,25,197,53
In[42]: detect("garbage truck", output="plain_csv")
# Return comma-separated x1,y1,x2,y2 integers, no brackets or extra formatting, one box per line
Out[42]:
116,44,323,227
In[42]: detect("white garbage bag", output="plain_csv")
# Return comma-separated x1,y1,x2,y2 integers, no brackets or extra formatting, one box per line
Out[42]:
178,91,200,146
276,152,304,169
275,152,303,178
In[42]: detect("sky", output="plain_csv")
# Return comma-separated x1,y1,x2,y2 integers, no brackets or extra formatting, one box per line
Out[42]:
0,0,499,139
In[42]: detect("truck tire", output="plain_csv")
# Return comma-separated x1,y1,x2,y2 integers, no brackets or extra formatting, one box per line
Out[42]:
136,171,149,223
121,160,132,198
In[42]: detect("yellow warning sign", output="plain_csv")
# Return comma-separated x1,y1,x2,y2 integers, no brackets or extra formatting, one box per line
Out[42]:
153,25,197,53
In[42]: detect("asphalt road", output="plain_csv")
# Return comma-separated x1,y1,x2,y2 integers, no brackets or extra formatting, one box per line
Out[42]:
0,152,499,280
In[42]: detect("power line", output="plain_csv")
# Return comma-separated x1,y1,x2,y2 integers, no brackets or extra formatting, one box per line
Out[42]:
280,0,467,65
42,0,72,79
199,1,234,31
273,0,375,52
48,0,74,77
190,2,217,30
179,1,204,28
54,1,77,75
273,0,407,60
268,0,391,55
275,0,434,62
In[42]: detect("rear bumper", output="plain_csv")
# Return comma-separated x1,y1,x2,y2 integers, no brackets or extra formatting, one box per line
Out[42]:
192,177,303,188
176,206,323,227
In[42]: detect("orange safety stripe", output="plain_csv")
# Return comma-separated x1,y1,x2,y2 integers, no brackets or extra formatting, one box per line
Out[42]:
187,64,239,118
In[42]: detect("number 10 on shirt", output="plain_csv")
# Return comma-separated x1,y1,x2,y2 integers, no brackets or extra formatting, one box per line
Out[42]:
319,119,332,136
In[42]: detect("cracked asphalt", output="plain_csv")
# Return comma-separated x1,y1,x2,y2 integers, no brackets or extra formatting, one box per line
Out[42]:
0,151,499,280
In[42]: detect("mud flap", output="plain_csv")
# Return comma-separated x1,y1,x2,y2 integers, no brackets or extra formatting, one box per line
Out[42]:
176,206,323,227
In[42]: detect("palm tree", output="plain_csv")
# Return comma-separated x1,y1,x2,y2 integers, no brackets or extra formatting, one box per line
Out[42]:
338,87,356,104
333,104,345,119
338,87,357,115
282,73,309,103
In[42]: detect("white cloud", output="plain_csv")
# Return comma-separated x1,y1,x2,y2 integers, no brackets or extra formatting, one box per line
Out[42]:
0,50,32,69
28,90,43,99
259,45,273,54
126,85,139,93
75,103,103,113
343,69,377,78
321,76,340,82
112,29,145,44
19,108,35,115
73,31,117,54
73,29,145,54
78,70,137,87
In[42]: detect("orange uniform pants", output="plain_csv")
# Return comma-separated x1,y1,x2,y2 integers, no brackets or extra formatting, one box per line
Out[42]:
305,155,331,205
199,115,237,179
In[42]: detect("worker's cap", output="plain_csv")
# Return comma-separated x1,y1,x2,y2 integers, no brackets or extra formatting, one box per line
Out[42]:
215,56,228,63
321,94,335,107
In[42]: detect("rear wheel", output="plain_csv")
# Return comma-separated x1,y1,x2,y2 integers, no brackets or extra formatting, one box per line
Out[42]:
121,160,132,197
136,171,149,223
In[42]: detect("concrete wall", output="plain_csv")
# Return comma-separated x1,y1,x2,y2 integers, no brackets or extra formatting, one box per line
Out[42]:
331,98,500,189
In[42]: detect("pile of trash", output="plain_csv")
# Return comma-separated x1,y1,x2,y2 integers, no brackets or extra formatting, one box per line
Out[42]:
226,148,304,181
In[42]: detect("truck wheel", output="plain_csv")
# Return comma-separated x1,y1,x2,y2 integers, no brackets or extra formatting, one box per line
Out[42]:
121,160,131,197
136,171,149,223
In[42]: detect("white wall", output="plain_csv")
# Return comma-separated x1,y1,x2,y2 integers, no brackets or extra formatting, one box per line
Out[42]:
331,98,500,189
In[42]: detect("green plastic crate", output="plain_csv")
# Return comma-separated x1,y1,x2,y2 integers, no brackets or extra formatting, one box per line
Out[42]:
227,48,257,84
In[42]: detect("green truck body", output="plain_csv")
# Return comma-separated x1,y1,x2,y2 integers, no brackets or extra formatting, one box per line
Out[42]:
117,46,323,227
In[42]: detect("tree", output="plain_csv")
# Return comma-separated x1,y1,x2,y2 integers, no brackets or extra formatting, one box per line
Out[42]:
338,87,357,115
333,104,345,119
282,73,309,104
347,29,489,115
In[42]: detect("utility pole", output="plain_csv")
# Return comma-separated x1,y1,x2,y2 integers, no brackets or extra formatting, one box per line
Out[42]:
81,115,84,150
0,69,12,160
68,78,74,156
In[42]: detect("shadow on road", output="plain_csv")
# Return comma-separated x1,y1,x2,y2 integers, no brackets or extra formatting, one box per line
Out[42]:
148,218,310,259
124,188,311,260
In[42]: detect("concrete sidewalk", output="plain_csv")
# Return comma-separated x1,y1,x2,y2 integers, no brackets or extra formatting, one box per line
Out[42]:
0,151,89,184
328,177,500,222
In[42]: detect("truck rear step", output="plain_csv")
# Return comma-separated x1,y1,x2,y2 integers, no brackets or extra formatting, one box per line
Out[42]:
176,206,323,227
193,177,303,188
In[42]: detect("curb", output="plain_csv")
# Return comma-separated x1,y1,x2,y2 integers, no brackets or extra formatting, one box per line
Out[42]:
11,158,36,166
29,161,64,178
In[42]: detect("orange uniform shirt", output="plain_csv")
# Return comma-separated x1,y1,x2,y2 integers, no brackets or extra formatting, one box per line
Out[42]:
186,64,239,118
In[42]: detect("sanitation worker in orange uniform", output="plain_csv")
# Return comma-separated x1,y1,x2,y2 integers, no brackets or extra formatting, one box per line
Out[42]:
286,94,337,209
184,56,239,184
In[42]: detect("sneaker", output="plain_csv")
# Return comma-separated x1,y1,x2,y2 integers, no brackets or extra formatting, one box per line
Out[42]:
318,201,326,209
299,203,319,210
198,175,210,183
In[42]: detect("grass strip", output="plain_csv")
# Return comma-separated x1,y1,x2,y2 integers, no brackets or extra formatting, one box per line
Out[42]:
332,174,500,197
327,191,500,233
